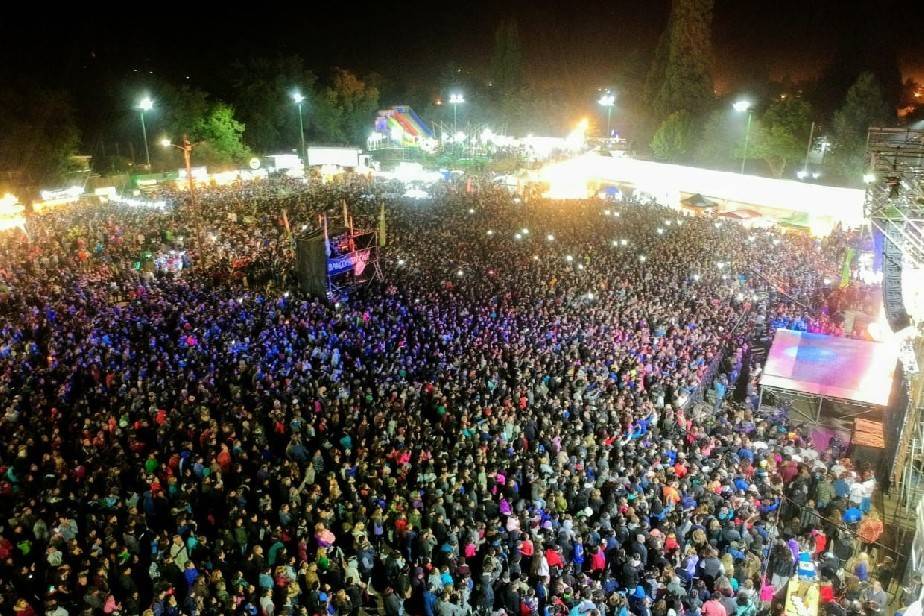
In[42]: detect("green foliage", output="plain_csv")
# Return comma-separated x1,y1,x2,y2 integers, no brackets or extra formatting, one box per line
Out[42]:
192,103,250,165
749,98,813,177
310,69,380,146
0,85,80,185
651,111,696,162
829,72,893,184
651,0,715,122
228,55,318,153
693,108,739,169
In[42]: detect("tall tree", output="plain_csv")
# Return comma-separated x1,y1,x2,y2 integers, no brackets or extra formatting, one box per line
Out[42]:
0,84,80,186
650,0,715,122
153,83,250,167
829,72,892,184
310,69,380,146
749,98,813,178
490,19,523,96
228,55,317,154
191,103,250,165
650,111,696,162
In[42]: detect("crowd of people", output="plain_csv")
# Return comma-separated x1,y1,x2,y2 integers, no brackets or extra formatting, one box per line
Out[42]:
0,175,894,616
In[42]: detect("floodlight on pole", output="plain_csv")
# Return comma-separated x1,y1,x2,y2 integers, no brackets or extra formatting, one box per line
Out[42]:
137,97,154,168
449,92,465,132
598,91,615,137
292,91,307,162
733,99,754,175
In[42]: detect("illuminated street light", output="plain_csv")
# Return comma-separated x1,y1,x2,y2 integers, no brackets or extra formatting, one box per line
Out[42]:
137,96,154,168
733,99,753,175
598,90,615,137
449,92,465,132
292,91,306,161
639,255,647,262
547,233,555,241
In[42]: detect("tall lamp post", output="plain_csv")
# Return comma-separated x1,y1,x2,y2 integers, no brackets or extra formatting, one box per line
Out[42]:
733,99,753,175
449,93,465,133
138,97,154,169
292,91,306,162
161,135,197,205
598,91,615,138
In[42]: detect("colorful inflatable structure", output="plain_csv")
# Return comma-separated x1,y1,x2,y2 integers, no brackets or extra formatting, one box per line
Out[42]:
370,106,434,149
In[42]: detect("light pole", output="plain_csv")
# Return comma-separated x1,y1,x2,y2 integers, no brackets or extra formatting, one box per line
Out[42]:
733,99,753,175
449,93,465,133
799,120,816,180
598,91,615,138
138,97,154,169
161,135,197,205
292,91,306,162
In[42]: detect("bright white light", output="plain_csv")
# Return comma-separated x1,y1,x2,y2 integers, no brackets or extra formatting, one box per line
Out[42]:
714,222,722,228
160,138,172,147
566,255,574,262
639,255,647,262
693,274,701,281
454,131,466,142
604,209,611,216
514,233,522,240
716,262,726,269
657,227,664,234
521,228,529,235
292,91,305,104
733,100,752,112
598,93,615,107
403,188,430,200
796,170,808,180
487,230,494,236
456,269,464,277
773,239,781,245
812,171,821,179
533,255,540,261
823,277,832,285
620,239,628,246
611,240,618,247
613,211,620,217
449,93,465,104
585,292,595,300
397,258,406,266
138,97,153,111
722,274,729,280
577,263,585,270
863,172,876,184
547,233,555,241
665,220,672,226
283,292,290,298
748,235,755,242
468,208,475,214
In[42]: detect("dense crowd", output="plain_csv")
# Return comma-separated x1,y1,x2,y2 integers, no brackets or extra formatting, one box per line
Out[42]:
0,176,891,616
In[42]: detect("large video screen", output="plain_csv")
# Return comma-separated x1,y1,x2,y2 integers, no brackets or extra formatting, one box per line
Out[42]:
760,329,897,406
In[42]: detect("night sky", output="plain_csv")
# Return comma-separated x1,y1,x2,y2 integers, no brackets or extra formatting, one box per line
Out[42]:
3,1,922,104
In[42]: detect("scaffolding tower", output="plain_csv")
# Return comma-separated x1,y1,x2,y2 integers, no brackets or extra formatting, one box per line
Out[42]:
865,127,924,267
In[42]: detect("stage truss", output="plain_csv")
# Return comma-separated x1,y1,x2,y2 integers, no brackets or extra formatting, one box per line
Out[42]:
865,128,924,268
759,383,881,425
